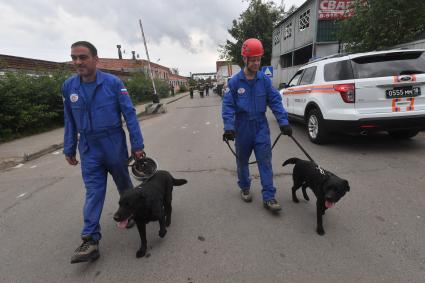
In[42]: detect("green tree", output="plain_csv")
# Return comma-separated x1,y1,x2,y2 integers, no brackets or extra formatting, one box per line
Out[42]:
339,0,425,52
125,73,170,103
220,0,284,67
0,68,70,142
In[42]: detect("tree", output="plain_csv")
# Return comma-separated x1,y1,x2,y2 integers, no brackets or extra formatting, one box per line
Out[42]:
220,0,284,67
339,0,425,52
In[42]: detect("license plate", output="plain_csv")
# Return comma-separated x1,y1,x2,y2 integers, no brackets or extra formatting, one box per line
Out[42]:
386,87,421,98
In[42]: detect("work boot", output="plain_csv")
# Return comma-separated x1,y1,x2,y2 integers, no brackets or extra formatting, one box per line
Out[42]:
263,199,282,212
240,189,252,202
70,235,100,264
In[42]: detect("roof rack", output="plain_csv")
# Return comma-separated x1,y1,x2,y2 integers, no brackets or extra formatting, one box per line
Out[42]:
308,53,350,64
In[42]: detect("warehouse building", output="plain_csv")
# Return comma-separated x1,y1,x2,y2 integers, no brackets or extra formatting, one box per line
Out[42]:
271,0,353,87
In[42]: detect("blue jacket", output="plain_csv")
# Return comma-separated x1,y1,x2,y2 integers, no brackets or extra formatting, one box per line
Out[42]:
222,70,289,131
62,70,144,156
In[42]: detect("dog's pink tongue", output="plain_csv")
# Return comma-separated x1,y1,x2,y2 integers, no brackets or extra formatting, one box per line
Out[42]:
117,218,129,229
325,201,334,208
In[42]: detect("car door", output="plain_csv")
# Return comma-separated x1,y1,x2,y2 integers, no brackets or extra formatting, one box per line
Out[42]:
282,69,304,114
293,66,317,116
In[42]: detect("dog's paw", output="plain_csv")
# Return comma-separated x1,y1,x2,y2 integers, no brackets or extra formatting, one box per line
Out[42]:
316,227,325,236
159,229,167,238
136,248,146,258
304,196,310,201
165,219,171,227
292,197,299,203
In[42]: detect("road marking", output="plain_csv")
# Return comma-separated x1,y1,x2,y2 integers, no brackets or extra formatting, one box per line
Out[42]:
30,165,37,168
13,163,24,169
205,122,211,125
181,126,187,129
52,151,60,155
17,193,27,198
192,130,199,134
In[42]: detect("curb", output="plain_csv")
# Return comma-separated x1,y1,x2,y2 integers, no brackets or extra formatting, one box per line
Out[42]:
0,93,188,171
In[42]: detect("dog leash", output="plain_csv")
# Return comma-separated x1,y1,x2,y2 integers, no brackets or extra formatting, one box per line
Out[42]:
289,135,316,164
224,133,283,165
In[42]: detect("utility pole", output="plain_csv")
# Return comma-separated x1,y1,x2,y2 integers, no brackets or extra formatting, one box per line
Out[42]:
139,18,159,104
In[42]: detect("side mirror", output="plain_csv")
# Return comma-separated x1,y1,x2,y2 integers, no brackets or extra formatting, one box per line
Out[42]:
279,83,288,90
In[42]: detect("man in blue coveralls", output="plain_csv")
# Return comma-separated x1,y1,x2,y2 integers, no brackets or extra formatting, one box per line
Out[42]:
221,38,292,212
63,41,145,263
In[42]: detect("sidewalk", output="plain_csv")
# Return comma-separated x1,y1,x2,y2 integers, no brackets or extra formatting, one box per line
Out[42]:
0,93,188,170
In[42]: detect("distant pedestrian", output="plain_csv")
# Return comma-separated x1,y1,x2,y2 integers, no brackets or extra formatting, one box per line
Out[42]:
170,84,175,97
62,41,145,264
205,84,209,96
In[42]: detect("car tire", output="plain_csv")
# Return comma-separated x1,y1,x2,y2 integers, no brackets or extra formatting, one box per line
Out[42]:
306,109,329,144
388,129,419,139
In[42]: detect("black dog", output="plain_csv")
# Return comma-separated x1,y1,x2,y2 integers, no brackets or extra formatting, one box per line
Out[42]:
113,170,187,258
282,158,350,235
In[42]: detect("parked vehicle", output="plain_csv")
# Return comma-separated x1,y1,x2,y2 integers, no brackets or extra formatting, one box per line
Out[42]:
280,49,425,144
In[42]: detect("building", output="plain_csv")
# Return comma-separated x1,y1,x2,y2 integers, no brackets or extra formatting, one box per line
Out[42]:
0,53,188,92
96,51,188,92
0,54,130,79
271,0,353,87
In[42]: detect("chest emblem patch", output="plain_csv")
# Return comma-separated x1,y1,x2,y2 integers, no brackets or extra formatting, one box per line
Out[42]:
237,88,246,94
70,93,79,103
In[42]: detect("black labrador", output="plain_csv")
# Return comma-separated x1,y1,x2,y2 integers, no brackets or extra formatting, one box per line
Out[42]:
282,158,350,235
113,170,187,258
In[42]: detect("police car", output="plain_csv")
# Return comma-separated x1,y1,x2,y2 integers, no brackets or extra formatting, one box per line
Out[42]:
280,49,425,144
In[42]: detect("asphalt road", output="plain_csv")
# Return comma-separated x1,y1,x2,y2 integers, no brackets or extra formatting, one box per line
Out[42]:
0,93,424,282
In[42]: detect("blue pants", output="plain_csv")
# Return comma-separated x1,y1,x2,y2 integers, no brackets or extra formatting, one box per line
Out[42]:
235,118,276,201
79,131,133,241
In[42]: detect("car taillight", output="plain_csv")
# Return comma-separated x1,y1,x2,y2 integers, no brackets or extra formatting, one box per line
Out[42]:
334,83,355,103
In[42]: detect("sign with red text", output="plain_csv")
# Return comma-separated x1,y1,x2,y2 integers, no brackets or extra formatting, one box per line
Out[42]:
319,0,354,20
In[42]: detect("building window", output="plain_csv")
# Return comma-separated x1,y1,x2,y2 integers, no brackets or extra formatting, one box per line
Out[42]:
284,23,292,40
299,9,310,31
280,52,293,68
273,27,281,45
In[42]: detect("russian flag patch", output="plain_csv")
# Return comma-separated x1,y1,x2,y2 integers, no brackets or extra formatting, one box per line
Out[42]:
121,88,129,95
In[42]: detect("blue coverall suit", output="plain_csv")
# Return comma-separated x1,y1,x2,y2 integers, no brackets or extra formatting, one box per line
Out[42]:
62,70,144,241
221,70,289,201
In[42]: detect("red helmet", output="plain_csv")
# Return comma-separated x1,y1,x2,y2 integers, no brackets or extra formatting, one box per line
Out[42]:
241,38,264,57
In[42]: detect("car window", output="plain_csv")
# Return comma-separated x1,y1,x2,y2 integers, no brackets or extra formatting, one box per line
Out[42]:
288,70,304,87
324,60,354,81
299,66,317,85
351,51,425,78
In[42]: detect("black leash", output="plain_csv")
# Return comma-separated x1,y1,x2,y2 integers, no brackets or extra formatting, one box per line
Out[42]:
225,132,317,166
289,135,316,164
224,133,283,165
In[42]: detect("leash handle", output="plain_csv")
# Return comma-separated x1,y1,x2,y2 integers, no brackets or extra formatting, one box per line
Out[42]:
289,135,316,164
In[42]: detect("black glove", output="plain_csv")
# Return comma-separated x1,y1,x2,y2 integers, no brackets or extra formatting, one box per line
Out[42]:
280,125,292,136
223,130,236,141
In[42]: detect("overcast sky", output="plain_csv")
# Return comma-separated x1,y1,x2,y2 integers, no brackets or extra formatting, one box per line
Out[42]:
0,0,306,76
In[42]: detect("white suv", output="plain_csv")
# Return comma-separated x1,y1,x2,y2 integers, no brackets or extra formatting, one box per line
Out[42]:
280,49,425,144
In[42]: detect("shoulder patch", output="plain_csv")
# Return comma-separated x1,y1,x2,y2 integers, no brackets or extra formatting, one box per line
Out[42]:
237,88,246,94
121,88,129,95
70,93,79,103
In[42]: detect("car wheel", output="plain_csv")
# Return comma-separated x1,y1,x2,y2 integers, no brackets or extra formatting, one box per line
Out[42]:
306,109,329,144
388,129,419,139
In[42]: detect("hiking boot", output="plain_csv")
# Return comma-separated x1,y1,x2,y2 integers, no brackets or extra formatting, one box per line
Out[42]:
263,199,282,212
240,189,252,202
70,236,100,264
